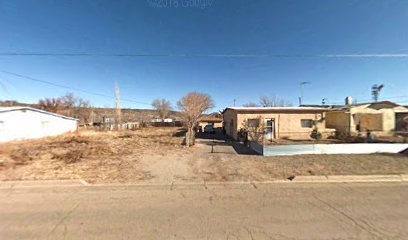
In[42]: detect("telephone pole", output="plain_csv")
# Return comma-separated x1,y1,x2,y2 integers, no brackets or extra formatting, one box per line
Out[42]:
115,83,122,130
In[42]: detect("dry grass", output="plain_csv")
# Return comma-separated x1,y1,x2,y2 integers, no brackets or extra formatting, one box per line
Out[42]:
0,129,407,183
0,127,186,182
188,152,408,182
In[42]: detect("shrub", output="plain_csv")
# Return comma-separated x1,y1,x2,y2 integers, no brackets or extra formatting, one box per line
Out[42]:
310,128,322,140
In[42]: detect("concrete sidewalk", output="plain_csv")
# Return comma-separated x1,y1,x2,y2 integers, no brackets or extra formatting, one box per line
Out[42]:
1,174,408,189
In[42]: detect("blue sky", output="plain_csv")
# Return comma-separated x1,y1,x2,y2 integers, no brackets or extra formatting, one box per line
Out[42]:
1,0,408,111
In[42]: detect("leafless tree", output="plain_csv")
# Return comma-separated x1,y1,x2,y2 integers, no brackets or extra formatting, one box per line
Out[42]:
241,116,266,143
243,102,259,107
61,93,77,108
75,99,94,126
38,93,93,125
38,97,63,113
60,92,78,117
152,98,172,121
259,95,292,107
177,92,214,147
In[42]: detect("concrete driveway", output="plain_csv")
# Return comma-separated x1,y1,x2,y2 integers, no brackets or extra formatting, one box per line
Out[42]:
1,182,407,239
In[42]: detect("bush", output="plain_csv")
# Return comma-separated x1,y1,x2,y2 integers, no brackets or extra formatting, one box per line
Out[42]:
310,129,322,140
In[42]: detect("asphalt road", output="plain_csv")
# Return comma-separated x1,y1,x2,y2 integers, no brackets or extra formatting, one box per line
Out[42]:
1,182,407,239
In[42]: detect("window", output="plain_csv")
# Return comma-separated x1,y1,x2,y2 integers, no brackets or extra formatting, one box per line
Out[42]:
41,121,50,129
247,119,260,127
301,119,314,128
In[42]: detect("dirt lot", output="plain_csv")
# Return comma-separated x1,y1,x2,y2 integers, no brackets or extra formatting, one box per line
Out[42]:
0,128,407,183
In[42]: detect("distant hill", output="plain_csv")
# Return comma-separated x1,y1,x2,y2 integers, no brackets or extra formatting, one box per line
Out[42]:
90,107,182,123
0,100,34,107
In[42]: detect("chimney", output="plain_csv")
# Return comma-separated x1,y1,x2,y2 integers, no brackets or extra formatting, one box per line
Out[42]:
345,96,353,106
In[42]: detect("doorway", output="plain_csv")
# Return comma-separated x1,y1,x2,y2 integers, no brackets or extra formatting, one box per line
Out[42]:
265,119,276,141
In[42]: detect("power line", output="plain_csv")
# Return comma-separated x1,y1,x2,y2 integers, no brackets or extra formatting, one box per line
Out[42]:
0,70,151,106
2,52,408,58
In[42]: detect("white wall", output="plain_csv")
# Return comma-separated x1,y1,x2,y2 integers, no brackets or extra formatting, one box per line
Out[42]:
262,143,408,156
0,109,78,142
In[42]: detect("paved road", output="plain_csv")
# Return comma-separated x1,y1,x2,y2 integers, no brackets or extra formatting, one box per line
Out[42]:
1,182,407,239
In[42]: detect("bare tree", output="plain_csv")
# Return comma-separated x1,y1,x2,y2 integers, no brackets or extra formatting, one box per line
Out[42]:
38,97,63,113
241,116,266,143
152,98,172,121
60,92,78,117
259,95,292,107
243,102,259,107
38,93,93,126
75,99,93,126
61,93,77,108
177,92,214,147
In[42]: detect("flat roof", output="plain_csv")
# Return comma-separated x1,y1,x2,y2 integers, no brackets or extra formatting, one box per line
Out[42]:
223,106,329,113
200,117,223,122
0,106,78,121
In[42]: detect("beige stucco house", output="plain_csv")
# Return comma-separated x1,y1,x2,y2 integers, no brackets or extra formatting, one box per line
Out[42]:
198,117,223,132
222,107,333,140
326,101,408,137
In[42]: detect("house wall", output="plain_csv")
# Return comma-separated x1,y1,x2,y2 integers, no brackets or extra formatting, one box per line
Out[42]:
349,106,398,135
223,110,329,140
326,105,407,136
0,109,78,142
326,111,351,136
198,121,223,130
223,109,238,138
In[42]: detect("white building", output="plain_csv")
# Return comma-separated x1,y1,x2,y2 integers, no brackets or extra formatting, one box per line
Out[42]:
0,107,78,142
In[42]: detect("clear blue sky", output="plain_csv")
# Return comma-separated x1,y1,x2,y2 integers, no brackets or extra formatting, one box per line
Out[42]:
1,0,408,110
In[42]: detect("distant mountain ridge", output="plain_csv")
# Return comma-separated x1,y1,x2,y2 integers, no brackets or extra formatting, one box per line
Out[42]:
0,100,182,123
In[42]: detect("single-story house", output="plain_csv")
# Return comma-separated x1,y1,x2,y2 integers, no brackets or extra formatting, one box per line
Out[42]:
326,101,408,136
222,107,333,141
198,117,223,132
0,106,78,142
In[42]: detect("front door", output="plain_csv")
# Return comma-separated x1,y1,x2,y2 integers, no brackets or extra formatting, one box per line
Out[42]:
265,119,275,141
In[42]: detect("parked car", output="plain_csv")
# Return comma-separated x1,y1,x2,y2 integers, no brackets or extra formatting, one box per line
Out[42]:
204,124,215,134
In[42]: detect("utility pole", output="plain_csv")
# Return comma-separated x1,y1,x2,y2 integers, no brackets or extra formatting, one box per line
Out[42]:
299,81,311,106
115,83,122,130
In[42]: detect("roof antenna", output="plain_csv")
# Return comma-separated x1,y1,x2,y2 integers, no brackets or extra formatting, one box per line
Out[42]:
299,81,311,106
371,84,384,102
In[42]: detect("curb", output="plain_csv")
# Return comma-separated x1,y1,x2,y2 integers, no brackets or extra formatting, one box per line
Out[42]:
0,179,85,189
291,175,405,183
1,175,407,189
